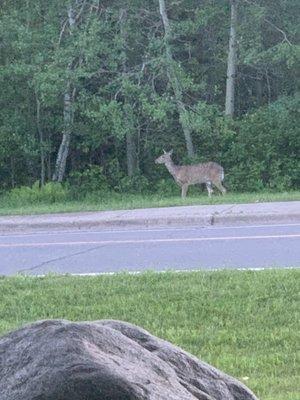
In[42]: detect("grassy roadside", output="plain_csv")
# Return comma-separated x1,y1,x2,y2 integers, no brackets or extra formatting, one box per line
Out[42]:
1,270,299,400
0,190,299,216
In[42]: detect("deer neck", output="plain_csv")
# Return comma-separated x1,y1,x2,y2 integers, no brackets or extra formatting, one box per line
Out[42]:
165,159,179,180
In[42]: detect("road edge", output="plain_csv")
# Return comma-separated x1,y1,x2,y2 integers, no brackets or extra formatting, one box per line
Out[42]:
0,210,299,233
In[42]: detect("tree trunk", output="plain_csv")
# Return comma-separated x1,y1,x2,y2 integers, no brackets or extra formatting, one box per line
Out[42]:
36,93,45,186
47,153,52,181
10,157,16,188
126,131,137,177
52,85,74,182
256,72,263,106
158,0,195,158
120,8,138,177
265,68,271,105
225,0,238,117
52,4,75,182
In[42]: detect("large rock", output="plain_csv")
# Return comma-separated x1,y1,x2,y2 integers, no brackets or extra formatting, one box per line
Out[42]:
0,320,258,400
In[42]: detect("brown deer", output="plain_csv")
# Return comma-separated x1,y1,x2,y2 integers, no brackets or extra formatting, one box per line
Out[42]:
155,150,226,198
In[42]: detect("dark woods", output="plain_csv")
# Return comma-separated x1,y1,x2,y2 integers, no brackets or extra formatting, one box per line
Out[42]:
0,0,299,195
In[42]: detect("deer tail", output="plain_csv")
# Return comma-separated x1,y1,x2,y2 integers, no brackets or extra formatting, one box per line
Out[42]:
221,167,224,181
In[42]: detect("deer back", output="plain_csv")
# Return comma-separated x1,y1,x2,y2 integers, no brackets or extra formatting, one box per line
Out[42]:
175,162,224,185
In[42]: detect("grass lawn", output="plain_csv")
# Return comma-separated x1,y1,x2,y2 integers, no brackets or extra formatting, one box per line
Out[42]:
0,269,299,399
0,190,299,216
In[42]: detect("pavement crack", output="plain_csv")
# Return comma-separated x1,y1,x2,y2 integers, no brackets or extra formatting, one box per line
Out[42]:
218,204,237,215
17,243,109,274
210,204,237,225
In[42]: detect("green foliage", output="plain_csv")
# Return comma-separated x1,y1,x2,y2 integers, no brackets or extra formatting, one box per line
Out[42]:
154,178,179,196
223,95,300,191
5,182,68,205
117,173,150,194
173,95,300,192
0,0,299,195
68,165,109,198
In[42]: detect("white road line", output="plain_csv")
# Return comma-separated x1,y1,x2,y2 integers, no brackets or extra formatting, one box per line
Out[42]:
0,234,300,248
32,267,299,277
206,222,300,230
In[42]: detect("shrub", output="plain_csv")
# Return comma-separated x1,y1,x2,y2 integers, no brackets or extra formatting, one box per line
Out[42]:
153,178,179,196
221,95,300,191
184,95,299,192
117,173,150,194
6,182,69,205
68,165,110,198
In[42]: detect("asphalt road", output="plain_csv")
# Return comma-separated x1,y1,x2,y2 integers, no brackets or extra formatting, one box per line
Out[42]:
0,222,299,275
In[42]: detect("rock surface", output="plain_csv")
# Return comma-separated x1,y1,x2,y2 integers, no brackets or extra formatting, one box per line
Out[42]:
0,319,258,400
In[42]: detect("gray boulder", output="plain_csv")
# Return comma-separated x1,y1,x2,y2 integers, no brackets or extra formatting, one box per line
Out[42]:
0,319,258,400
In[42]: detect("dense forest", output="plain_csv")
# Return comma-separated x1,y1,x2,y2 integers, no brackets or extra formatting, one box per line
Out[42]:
0,0,299,197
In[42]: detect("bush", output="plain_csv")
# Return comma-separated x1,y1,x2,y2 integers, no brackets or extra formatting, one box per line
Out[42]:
153,178,179,196
6,182,69,205
68,165,110,199
182,95,299,192
220,95,300,191
117,173,150,194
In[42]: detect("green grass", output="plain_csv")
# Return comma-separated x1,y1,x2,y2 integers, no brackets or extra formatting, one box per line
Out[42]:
0,270,299,400
0,190,299,216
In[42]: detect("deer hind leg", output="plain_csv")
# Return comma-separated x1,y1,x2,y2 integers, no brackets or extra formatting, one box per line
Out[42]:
181,184,189,198
206,182,213,197
213,180,226,195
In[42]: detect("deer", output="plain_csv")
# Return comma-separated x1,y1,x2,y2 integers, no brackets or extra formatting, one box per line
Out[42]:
155,149,226,198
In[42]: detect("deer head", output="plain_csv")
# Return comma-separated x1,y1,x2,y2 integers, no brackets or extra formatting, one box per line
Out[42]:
155,149,173,164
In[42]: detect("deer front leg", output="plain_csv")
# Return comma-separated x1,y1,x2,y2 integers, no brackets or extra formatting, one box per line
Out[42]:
181,184,189,198
206,182,213,197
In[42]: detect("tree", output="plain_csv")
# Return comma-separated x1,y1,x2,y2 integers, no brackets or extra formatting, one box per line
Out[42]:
119,8,138,177
158,0,195,158
225,0,238,116
52,2,77,182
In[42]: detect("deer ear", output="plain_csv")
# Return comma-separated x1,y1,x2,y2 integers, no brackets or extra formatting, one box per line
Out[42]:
163,149,167,154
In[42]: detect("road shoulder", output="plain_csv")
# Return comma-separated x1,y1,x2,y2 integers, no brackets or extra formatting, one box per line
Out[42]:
0,201,299,234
